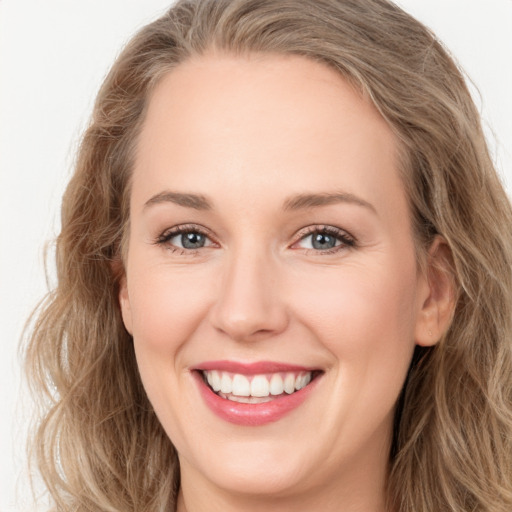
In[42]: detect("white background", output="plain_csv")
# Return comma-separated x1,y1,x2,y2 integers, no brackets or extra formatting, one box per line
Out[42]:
0,1,511,510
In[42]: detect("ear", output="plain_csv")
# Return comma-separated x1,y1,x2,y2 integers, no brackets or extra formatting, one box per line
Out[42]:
113,256,133,336
415,236,456,347
118,274,133,335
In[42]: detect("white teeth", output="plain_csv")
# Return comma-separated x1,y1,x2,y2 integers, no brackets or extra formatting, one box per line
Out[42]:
295,372,311,390
284,373,296,394
220,373,233,394
203,370,314,398
207,370,222,392
269,373,284,395
232,374,251,396
211,370,221,392
250,375,270,397
223,394,274,404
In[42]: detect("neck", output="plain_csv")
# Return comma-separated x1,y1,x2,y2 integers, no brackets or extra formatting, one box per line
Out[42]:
177,487,388,512
176,452,390,512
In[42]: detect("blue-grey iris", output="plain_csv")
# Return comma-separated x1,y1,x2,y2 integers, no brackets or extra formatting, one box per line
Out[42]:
312,232,337,250
182,232,206,249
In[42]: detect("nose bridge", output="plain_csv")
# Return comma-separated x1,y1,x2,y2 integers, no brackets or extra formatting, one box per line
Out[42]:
210,242,288,341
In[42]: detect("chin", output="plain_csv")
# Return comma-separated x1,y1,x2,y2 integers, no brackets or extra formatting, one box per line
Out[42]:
196,455,313,498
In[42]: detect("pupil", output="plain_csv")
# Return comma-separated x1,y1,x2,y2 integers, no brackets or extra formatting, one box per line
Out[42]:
312,232,336,250
182,232,205,249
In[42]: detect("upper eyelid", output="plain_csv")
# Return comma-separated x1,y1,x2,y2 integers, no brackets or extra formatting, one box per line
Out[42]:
293,224,355,241
160,223,213,237
155,223,216,245
155,223,356,247
290,226,357,253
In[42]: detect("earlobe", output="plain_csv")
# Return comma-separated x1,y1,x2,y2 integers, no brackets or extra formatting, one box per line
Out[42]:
415,236,457,347
111,256,134,335
118,274,134,335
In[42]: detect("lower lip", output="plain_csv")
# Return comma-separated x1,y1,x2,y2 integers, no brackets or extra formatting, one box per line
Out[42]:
193,371,320,426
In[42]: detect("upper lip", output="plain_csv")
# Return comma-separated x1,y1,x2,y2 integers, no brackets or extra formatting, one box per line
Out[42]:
194,360,318,375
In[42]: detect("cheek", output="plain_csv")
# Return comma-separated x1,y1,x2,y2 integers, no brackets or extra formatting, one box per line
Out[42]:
295,259,417,341
125,258,217,442
127,261,214,358
290,255,419,397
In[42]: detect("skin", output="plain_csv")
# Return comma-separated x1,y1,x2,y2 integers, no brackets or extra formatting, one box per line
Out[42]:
119,53,454,512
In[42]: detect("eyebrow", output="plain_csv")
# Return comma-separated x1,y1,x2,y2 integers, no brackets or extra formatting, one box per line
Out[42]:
144,191,212,211
143,189,376,215
283,192,377,214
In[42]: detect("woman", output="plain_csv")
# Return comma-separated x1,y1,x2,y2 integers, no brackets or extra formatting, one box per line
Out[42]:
25,0,512,510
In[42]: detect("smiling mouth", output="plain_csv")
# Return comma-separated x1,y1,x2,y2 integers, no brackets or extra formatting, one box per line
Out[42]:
200,370,322,404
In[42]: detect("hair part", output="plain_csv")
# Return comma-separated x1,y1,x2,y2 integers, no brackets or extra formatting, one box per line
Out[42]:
25,1,512,510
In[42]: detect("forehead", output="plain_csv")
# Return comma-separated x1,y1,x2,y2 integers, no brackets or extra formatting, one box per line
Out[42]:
133,53,406,222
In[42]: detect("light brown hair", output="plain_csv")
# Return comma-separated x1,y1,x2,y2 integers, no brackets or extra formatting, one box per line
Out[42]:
25,0,512,510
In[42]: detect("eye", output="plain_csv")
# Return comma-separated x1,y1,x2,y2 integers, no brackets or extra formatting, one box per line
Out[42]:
172,231,208,249
293,226,355,253
155,225,215,252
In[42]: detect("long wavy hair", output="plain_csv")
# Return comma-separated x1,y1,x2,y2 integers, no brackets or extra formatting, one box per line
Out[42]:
25,0,512,510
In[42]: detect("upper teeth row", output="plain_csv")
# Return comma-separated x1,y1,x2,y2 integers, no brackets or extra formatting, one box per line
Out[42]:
203,370,312,397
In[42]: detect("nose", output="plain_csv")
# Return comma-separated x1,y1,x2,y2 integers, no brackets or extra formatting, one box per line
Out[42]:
209,249,289,342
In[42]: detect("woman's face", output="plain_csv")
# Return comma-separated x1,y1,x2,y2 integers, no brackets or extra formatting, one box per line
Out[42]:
120,54,435,506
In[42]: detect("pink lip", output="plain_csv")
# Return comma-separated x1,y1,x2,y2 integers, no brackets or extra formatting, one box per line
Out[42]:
192,361,321,427
194,360,315,374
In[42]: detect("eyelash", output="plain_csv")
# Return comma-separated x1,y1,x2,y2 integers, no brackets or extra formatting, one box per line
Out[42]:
154,224,215,254
154,224,356,254
293,225,356,254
